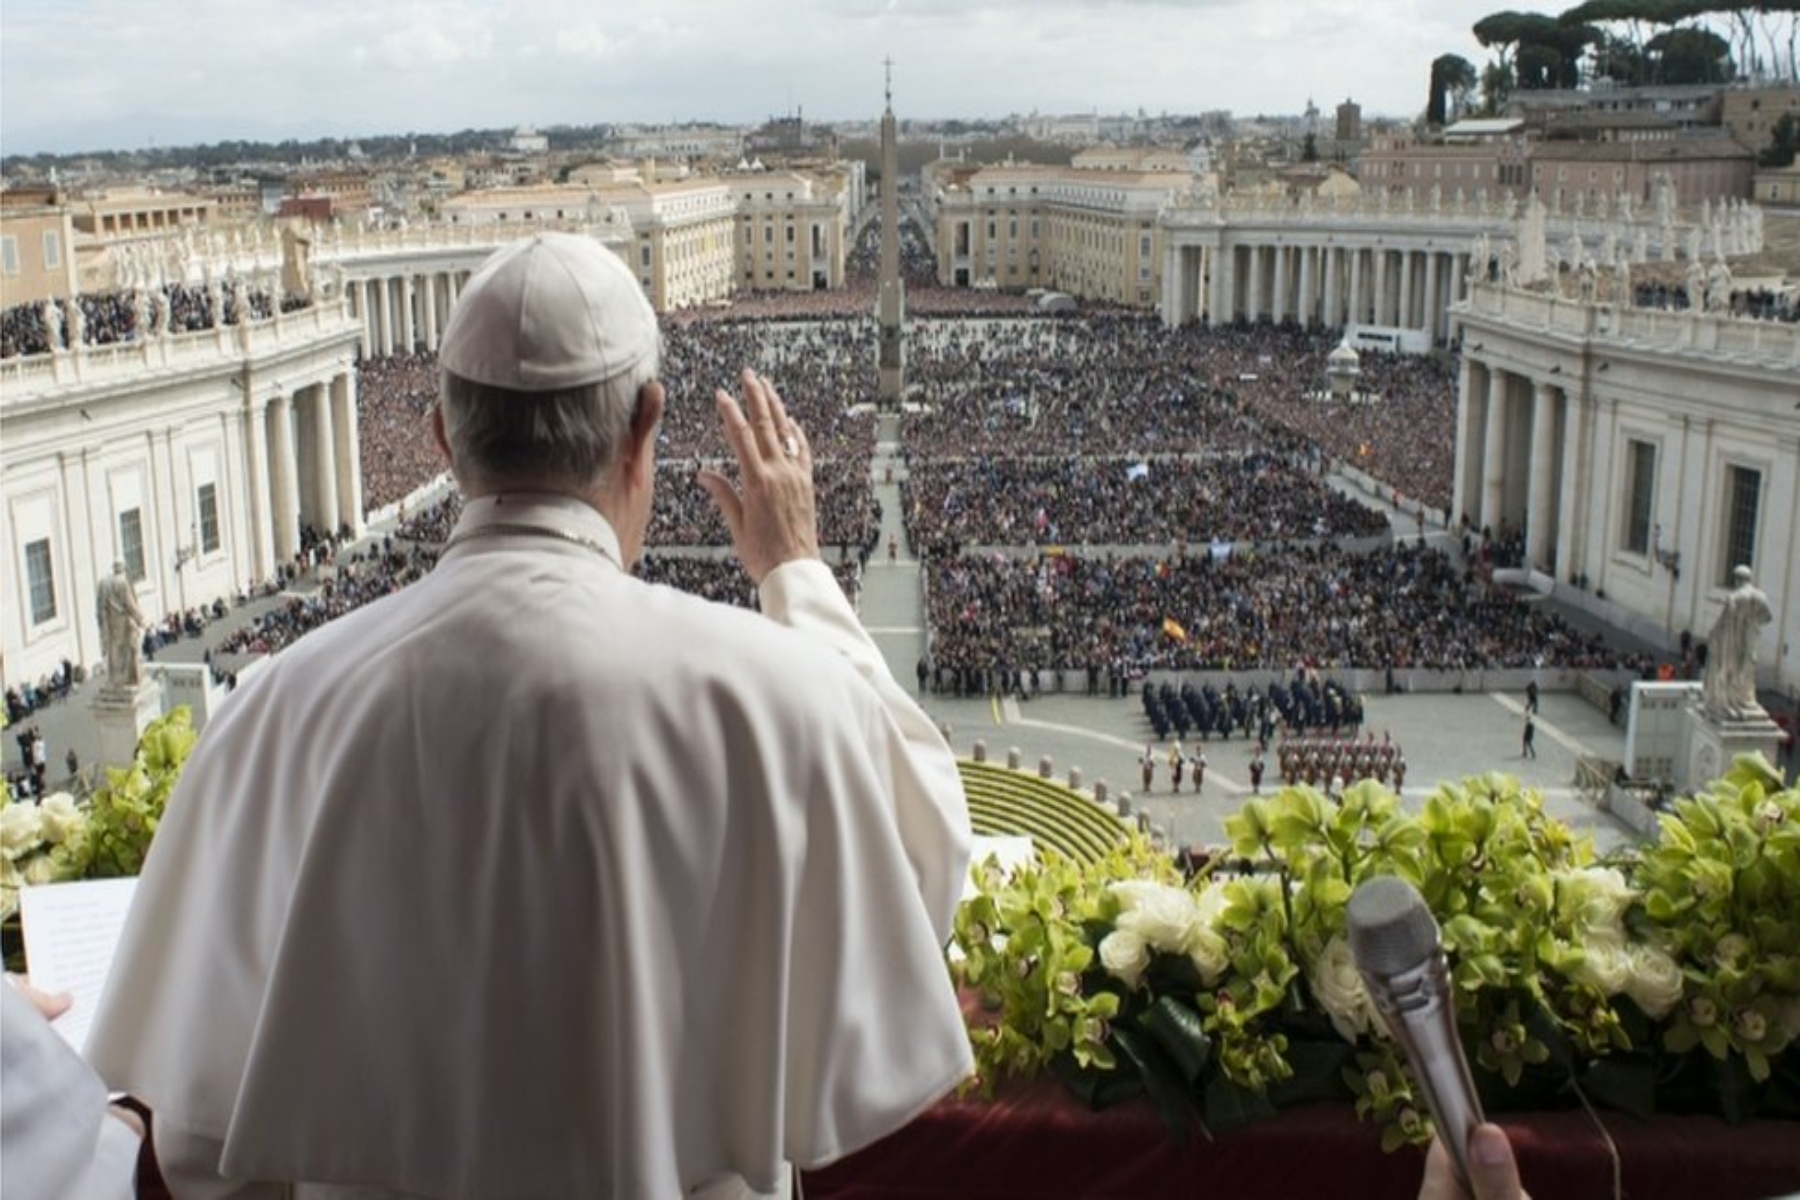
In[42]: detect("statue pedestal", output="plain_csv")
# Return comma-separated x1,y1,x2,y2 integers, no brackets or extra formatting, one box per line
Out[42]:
92,681,161,771
1680,702,1783,793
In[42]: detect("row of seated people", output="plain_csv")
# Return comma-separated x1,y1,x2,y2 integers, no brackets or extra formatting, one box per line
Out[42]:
1142,673,1366,743
901,451,1386,558
1277,732,1407,789
924,542,1647,673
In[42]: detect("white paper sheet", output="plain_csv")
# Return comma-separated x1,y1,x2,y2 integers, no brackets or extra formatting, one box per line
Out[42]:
18,876,139,1059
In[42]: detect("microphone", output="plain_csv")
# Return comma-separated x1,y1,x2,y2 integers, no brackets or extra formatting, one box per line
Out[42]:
1346,876,1485,1192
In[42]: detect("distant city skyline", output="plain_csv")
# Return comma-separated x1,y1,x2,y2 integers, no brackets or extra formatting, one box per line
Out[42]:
2,0,1511,158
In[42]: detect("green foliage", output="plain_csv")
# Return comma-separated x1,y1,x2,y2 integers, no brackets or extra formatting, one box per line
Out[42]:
75,708,198,878
1762,113,1800,168
953,764,1800,1149
1633,755,1800,1084
1428,54,1481,126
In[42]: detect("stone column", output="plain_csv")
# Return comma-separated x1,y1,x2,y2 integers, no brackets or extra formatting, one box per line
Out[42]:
1454,358,1482,526
421,273,440,351
1297,245,1317,329
1161,247,1181,327
1481,367,1509,534
1422,252,1442,346
349,282,370,358
1348,248,1364,326
1554,390,1589,583
1323,246,1342,328
1374,249,1392,327
1246,245,1265,322
268,390,301,565
312,384,340,537
1207,245,1227,325
1271,245,1289,325
332,371,365,536
368,279,389,357
243,388,274,581
1526,381,1560,571
400,275,417,355
1398,250,1416,333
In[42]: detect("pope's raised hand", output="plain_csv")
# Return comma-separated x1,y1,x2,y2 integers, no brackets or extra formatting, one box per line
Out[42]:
696,368,821,585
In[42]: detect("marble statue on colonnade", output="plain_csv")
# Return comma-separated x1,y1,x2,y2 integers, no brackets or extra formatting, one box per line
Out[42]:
1706,258,1733,314
96,562,146,693
1702,567,1773,722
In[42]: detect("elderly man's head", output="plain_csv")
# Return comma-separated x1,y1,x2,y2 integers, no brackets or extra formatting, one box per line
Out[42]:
436,233,663,500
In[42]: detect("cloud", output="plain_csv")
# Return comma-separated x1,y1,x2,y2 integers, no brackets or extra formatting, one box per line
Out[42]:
2,0,1515,154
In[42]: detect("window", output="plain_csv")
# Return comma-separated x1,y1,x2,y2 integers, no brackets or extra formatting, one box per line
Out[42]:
0,235,16,277
1720,465,1761,585
197,483,221,554
1624,440,1655,555
119,508,146,581
25,539,56,624
42,230,60,270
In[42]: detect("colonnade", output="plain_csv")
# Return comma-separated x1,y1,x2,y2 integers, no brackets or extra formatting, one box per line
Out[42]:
241,369,363,579
1164,237,1475,346
1452,356,1585,580
347,268,471,359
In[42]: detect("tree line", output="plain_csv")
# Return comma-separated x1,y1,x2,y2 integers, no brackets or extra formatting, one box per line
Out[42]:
1427,1,1799,126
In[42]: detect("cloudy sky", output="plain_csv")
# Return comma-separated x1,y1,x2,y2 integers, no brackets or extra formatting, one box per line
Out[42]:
3,0,1516,156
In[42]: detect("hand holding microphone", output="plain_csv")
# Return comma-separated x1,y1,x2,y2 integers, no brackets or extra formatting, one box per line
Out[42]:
1347,877,1529,1200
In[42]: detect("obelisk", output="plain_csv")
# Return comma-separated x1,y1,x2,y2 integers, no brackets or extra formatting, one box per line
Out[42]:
876,58,906,408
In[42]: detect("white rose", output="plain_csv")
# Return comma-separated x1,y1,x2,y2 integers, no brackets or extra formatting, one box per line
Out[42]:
1114,882,1200,955
1623,943,1684,1018
1570,932,1632,995
37,793,82,845
1308,935,1376,1042
1186,883,1231,982
1559,867,1634,934
1099,928,1151,990
0,804,42,857
22,854,59,885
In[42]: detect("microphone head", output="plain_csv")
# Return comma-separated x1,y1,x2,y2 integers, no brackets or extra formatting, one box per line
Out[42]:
1346,876,1441,976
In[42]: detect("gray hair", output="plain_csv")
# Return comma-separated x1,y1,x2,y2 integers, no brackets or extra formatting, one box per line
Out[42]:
439,355,658,494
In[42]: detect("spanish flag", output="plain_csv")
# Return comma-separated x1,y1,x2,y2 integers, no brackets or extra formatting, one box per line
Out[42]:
1163,616,1189,643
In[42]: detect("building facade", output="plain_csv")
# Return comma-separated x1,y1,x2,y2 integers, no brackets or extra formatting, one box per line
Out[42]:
0,189,79,308
2,301,364,689
1453,281,1798,692
934,164,1186,306
729,170,850,292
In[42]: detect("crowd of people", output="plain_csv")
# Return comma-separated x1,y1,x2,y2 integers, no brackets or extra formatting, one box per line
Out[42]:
214,543,434,659
0,280,293,359
13,282,1645,707
355,353,448,512
922,539,1650,683
902,452,1387,556
897,316,1458,514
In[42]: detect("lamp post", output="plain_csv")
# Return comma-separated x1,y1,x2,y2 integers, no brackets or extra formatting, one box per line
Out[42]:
1653,523,1681,639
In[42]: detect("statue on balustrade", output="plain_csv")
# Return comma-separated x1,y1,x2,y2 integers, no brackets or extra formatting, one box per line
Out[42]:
1706,258,1733,314
66,299,86,349
41,298,64,350
96,561,147,693
1702,567,1772,722
1681,259,1703,310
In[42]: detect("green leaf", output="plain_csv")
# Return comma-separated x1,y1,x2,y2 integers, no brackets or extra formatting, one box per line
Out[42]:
1112,1025,1199,1141
1202,1071,1278,1133
1140,995,1212,1083
1576,1056,1657,1121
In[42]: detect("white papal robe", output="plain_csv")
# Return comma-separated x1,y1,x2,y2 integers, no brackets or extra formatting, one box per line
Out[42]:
86,494,974,1199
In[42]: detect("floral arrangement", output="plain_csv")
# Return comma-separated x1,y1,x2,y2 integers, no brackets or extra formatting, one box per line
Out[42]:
0,708,197,923
950,756,1800,1146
